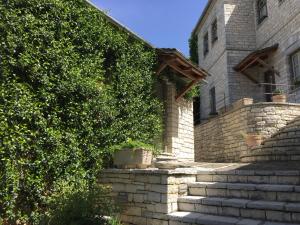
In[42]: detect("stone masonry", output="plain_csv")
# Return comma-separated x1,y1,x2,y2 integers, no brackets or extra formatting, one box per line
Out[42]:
99,166,300,225
161,81,194,161
194,101,300,162
99,168,197,225
194,0,300,121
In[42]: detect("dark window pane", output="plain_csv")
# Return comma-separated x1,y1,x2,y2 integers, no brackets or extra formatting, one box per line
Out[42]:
193,96,201,125
211,19,218,44
257,0,268,24
203,32,209,56
209,87,216,114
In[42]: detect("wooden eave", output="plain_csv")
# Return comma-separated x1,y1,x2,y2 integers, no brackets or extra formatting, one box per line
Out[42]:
156,48,209,101
234,44,280,84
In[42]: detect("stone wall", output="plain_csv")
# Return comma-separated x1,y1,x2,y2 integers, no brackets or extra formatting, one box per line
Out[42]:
99,169,196,225
162,82,194,161
194,101,300,162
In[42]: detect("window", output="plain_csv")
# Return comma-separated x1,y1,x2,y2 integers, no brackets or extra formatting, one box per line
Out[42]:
203,32,209,56
278,0,285,5
257,0,268,24
291,50,300,84
211,19,218,44
209,87,217,114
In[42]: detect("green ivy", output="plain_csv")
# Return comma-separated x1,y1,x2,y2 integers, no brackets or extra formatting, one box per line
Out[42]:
0,0,162,223
189,33,199,65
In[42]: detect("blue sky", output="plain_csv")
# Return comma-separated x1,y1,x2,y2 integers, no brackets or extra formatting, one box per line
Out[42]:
91,0,208,57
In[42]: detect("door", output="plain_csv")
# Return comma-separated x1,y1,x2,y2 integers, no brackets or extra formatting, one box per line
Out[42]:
264,70,276,102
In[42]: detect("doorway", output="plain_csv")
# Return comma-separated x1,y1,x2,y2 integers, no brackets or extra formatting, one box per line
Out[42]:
264,70,276,102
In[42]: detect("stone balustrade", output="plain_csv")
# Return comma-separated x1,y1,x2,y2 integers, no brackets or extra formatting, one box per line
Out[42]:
195,100,300,162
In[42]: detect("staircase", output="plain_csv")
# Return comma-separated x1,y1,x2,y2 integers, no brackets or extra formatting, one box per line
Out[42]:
241,117,300,162
168,169,300,225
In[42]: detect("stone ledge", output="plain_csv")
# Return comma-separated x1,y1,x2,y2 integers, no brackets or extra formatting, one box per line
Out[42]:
197,102,300,127
101,168,203,175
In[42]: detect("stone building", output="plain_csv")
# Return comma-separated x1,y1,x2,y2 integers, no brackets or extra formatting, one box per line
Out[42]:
193,0,300,121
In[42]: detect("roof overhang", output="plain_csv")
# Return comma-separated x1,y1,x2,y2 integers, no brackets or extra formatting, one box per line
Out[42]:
234,44,280,84
156,48,209,101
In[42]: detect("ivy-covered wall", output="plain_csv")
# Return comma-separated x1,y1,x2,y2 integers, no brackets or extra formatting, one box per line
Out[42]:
0,0,162,223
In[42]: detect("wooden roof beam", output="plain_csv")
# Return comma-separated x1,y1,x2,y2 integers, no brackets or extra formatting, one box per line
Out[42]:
239,56,260,72
167,63,199,80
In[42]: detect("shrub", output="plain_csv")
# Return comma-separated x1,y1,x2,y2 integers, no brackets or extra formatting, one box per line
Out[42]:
110,139,160,155
0,0,162,223
43,185,120,225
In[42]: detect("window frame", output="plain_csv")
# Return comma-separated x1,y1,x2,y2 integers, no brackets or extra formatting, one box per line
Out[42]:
256,0,268,25
291,49,300,85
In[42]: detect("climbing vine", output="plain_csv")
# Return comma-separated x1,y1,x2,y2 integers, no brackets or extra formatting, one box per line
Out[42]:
0,0,162,223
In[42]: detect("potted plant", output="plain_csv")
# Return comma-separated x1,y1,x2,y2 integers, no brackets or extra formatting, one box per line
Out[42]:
244,133,263,147
112,139,156,169
272,89,287,103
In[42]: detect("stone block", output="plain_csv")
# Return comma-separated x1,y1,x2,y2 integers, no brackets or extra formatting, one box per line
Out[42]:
221,206,240,217
292,213,300,222
125,207,142,216
241,208,265,220
195,204,219,214
266,210,292,222
178,202,195,212
286,203,300,212
147,192,161,202
189,187,206,196
206,188,227,197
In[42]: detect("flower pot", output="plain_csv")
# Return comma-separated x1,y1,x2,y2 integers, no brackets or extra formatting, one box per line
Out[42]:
113,148,153,169
245,134,262,147
233,98,253,109
272,94,287,103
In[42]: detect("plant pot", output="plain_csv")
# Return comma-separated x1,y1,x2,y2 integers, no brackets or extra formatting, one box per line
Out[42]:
245,134,262,147
233,98,253,109
113,148,153,169
272,94,287,103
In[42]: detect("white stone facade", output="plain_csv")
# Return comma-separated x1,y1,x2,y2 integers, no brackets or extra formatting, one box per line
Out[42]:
158,81,194,161
194,0,300,120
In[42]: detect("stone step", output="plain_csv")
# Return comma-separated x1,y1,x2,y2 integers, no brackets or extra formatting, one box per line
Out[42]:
168,211,300,225
178,196,300,223
196,170,300,185
262,136,300,147
188,182,300,202
240,148,300,162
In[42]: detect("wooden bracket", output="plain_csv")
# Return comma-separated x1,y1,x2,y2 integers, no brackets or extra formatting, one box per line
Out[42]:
175,79,199,101
256,58,280,77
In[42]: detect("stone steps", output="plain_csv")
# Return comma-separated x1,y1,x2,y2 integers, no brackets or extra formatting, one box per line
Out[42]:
241,148,300,162
167,169,300,225
241,117,300,162
196,170,300,185
168,211,300,225
178,196,300,223
188,182,300,202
